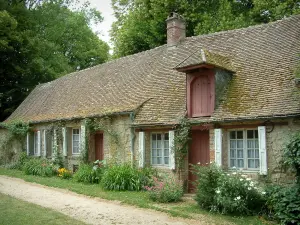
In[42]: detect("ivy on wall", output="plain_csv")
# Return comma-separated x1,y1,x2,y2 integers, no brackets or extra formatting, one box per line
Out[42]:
174,117,191,171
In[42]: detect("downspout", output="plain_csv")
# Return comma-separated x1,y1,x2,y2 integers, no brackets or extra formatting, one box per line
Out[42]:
130,112,136,167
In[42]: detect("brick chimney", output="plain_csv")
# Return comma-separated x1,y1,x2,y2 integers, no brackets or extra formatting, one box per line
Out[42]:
166,12,186,47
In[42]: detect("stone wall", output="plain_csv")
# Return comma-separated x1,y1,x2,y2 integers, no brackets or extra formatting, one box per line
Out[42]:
0,128,24,164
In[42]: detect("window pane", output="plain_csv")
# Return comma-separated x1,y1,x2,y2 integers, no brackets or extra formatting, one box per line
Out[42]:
164,148,169,156
247,130,253,139
237,159,244,168
247,140,254,148
230,149,236,158
157,157,161,164
152,134,156,141
247,149,254,158
255,140,259,148
164,133,169,140
164,140,169,148
255,130,258,138
237,131,243,139
255,159,259,168
237,140,243,148
248,159,255,168
230,159,236,167
230,131,236,139
157,140,162,148
157,149,162,156
152,157,157,164
237,149,243,158
255,149,259,158
164,157,169,165
230,140,236,148
157,134,161,140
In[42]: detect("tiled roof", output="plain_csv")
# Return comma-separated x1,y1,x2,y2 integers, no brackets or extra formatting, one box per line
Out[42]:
7,15,300,125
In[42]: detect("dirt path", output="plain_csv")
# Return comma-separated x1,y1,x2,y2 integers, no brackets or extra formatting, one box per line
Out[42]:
0,176,204,225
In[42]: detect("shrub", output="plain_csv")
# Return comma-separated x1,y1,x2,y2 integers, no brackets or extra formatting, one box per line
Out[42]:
57,168,72,179
193,164,265,215
265,184,300,224
193,164,223,210
215,172,265,215
3,151,29,170
101,163,154,191
145,174,183,203
73,163,104,184
23,158,58,177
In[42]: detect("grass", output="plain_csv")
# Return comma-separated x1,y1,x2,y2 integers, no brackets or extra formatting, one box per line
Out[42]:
0,193,86,225
0,168,270,225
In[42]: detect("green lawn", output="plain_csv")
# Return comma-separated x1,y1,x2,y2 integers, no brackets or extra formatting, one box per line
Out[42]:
0,193,86,225
0,168,271,225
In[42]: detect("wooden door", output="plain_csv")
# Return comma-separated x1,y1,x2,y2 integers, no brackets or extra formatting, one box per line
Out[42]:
95,133,104,161
188,130,210,192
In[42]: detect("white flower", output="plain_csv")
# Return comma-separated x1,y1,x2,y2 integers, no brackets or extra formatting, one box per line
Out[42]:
241,174,247,178
240,178,244,181
262,191,266,195
216,189,221,194
246,178,251,181
232,166,236,169
250,182,254,187
234,196,241,201
232,172,237,175
248,187,252,190
197,162,201,165
227,174,230,176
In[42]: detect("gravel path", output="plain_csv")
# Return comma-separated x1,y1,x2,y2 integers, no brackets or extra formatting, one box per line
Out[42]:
0,176,202,225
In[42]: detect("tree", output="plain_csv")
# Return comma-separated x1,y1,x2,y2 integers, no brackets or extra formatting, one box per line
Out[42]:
111,0,300,58
0,0,109,121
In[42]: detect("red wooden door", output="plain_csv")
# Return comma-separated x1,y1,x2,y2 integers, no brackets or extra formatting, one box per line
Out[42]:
95,133,104,161
188,130,210,192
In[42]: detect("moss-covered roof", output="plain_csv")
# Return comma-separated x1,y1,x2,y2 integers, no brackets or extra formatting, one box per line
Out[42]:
7,15,300,125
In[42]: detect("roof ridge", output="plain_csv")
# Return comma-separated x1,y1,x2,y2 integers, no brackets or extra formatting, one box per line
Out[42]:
185,14,300,41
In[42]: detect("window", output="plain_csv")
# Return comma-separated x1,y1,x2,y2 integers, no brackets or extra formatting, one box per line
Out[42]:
34,131,39,155
151,133,169,166
72,128,80,154
229,130,259,170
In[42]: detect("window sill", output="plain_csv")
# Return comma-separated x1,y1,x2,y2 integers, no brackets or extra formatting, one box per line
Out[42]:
151,165,171,169
228,169,259,174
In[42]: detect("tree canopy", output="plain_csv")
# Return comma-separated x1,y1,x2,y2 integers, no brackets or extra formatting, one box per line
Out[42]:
111,0,300,58
0,0,109,121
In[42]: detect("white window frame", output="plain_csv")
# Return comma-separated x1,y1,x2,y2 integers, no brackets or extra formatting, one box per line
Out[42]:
72,128,81,155
150,132,170,167
227,129,259,171
34,131,39,156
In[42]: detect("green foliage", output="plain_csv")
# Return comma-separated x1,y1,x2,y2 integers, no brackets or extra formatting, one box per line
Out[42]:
101,163,154,191
193,164,265,215
111,0,300,58
23,158,58,177
57,167,72,179
1,121,30,138
265,184,300,224
3,151,29,170
174,117,191,170
193,164,223,210
283,132,300,182
0,0,109,121
73,163,105,184
144,173,183,203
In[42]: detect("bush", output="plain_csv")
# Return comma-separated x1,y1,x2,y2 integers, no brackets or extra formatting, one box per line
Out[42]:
265,184,300,224
73,163,104,184
23,158,58,177
193,164,223,210
193,164,265,215
145,174,183,203
3,151,29,170
57,168,72,179
101,163,154,191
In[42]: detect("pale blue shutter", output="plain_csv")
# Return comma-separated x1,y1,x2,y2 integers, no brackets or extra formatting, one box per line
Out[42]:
169,130,175,170
80,124,86,153
26,133,30,156
62,127,68,157
258,126,267,175
138,132,145,168
214,129,222,166
37,131,41,156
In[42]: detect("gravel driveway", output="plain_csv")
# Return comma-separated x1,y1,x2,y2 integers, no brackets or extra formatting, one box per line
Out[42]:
0,176,202,225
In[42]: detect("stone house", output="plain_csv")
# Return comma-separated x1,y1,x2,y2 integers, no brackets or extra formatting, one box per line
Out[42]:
2,13,300,190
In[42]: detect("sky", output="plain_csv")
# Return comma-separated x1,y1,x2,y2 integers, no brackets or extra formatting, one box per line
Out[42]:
86,0,116,48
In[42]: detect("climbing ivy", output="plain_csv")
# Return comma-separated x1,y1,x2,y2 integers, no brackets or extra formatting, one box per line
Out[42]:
1,120,30,138
174,117,191,171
